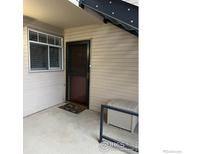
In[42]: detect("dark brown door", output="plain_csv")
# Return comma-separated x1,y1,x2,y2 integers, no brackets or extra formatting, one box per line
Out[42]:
66,41,90,107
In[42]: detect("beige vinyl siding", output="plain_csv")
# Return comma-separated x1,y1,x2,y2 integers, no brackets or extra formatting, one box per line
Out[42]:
64,23,138,111
23,25,65,117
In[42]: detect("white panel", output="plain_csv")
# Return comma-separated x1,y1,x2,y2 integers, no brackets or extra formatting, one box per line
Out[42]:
122,0,138,6
68,0,79,7
64,23,138,112
23,26,65,117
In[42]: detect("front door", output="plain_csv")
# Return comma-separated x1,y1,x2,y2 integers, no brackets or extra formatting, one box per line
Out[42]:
66,41,90,107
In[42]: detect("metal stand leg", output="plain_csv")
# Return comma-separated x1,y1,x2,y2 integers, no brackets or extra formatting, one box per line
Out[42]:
99,105,104,143
98,104,138,152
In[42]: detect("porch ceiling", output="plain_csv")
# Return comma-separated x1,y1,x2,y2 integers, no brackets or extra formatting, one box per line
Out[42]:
23,0,102,29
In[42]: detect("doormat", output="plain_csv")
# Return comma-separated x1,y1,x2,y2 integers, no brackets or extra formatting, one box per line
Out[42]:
59,102,87,114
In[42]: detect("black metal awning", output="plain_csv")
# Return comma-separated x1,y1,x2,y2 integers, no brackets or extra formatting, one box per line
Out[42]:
79,0,138,36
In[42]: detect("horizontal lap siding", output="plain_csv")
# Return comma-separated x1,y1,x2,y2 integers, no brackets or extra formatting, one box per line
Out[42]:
64,24,138,112
23,27,65,117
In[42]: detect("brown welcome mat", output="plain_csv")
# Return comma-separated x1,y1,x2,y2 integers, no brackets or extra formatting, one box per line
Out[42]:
59,102,87,114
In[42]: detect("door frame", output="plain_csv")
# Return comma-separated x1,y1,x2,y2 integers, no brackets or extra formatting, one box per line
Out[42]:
66,40,90,108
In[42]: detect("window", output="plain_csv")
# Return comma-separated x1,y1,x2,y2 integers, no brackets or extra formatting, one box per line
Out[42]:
49,47,62,68
39,33,47,43
28,29,63,71
30,43,48,70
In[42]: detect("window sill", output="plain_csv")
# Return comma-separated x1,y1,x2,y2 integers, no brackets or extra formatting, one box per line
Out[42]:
28,69,64,73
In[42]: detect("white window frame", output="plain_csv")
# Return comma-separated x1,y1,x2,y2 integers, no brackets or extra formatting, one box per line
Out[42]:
28,28,64,73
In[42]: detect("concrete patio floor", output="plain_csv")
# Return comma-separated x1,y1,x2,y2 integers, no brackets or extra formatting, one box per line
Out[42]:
23,104,138,154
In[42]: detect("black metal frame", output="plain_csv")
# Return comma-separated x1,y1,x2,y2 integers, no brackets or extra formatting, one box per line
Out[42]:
66,40,90,108
99,104,138,152
79,0,138,36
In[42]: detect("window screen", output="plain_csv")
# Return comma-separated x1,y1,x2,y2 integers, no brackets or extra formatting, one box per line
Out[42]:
39,33,47,43
30,43,48,70
55,37,61,46
48,36,55,44
49,47,62,68
29,31,38,41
